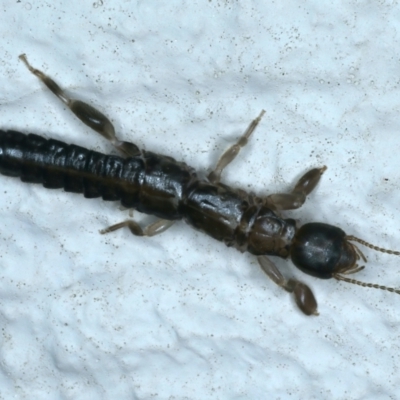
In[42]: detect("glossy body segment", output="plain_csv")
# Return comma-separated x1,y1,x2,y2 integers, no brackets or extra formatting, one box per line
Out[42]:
291,223,357,279
0,130,189,218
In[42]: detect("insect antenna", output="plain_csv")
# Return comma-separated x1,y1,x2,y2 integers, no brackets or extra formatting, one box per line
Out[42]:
346,235,400,256
334,274,400,295
334,235,400,294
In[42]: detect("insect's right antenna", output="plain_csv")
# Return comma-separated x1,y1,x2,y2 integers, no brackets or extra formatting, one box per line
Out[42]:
334,274,400,295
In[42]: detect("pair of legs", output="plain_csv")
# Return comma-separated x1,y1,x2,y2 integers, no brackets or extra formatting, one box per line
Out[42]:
19,54,323,315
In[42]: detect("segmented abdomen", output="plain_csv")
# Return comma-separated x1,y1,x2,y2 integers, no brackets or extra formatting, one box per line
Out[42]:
0,130,196,219
0,130,294,257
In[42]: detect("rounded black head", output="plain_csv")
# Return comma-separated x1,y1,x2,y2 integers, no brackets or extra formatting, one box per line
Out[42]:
290,222,357,279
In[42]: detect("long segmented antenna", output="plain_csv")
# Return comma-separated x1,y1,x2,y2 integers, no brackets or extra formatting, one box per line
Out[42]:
334,274,400,295
335,235,400,294
347,235,400,256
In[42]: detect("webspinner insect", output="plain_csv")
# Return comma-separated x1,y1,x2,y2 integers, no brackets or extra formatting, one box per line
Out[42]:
1,54,399,316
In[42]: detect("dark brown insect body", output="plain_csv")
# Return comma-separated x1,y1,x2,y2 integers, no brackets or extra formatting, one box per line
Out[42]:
2,54,399,316
0,130,297,258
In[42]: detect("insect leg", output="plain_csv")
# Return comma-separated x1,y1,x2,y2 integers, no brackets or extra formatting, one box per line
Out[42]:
257,256,318,316
208,110,266,184
19,54,139,157
267,166,327,210
100,219,175,237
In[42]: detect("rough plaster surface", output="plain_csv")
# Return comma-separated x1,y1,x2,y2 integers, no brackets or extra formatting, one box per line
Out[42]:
1,1,400,399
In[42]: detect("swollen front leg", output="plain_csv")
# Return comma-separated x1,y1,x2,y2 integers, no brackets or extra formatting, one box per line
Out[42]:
257,256,318,316
267,166,327,210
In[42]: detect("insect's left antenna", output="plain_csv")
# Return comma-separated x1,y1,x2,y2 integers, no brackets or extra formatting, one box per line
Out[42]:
347,235,400,256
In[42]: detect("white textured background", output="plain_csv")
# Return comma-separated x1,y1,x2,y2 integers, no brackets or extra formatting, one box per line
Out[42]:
1,1,400,399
